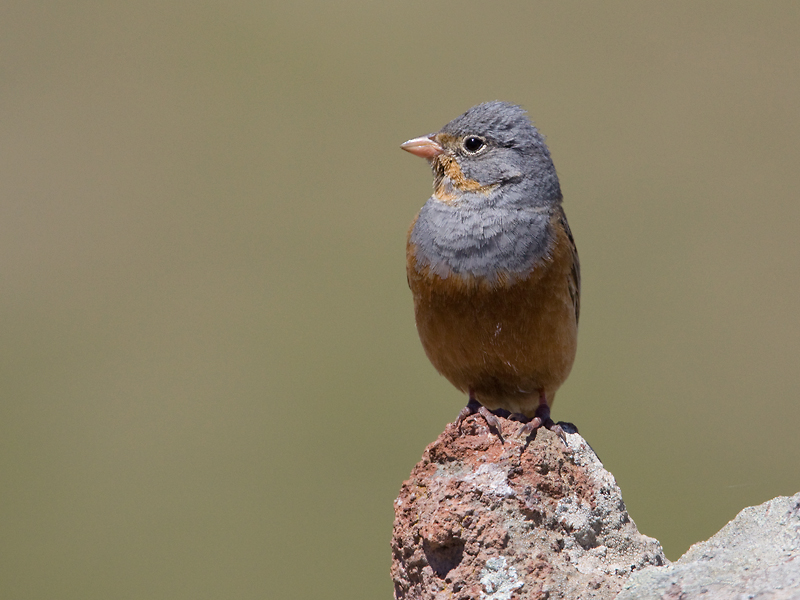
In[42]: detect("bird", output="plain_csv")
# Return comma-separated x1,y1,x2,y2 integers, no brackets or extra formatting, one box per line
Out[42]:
401,101,580,439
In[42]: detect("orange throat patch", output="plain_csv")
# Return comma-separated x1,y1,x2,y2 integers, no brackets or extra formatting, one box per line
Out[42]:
432,154,495,204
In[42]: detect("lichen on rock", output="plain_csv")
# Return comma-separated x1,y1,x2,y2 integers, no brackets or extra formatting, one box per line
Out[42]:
390,416,666,599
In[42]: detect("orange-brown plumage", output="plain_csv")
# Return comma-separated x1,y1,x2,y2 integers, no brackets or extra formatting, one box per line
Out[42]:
401,101,580,435
407,208,578,417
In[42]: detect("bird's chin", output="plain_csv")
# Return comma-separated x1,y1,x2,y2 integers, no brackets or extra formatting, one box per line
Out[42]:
431,174,463,205
433,188,461,206
433,177,500,207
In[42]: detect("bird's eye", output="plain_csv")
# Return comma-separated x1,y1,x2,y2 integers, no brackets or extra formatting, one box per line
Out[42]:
462,136,486,154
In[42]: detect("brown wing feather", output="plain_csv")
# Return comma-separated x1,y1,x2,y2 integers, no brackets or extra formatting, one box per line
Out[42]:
556,205,580,325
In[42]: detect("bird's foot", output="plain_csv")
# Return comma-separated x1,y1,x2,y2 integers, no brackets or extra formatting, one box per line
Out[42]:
456,398,504,442
511,404,566,443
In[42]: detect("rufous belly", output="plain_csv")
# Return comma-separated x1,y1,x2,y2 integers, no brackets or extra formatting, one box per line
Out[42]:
407,222,577,418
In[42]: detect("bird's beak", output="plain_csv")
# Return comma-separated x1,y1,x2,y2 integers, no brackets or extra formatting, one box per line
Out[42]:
400,134,444,159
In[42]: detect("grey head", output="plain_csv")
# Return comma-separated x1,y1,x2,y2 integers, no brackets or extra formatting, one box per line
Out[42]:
402,101,564,281
436,101,561,208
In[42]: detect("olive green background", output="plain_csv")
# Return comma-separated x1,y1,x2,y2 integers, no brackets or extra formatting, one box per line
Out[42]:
2,2,799,598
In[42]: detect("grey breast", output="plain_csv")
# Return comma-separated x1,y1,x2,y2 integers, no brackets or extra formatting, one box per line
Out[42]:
410,199,554,283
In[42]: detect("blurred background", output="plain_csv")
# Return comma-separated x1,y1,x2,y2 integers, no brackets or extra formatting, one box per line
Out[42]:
1,2,799,598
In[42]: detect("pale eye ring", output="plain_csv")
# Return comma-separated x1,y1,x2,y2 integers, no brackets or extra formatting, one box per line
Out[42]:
462,135,486,154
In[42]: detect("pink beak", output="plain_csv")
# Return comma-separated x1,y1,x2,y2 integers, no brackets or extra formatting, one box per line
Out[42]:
400,135,444,159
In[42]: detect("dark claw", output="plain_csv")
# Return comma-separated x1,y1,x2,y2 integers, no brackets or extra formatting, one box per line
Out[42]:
455,398,481,431
518,416,543,438
548,421,567,444
517,404,568,444
456,397,504,442
478,406,504,442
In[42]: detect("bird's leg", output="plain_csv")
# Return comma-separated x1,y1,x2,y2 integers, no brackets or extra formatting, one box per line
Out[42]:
517,391,566,443
456,392,504,442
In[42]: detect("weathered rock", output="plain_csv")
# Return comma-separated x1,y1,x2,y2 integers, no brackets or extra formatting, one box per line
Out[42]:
391,416,666,599
617,491,800,600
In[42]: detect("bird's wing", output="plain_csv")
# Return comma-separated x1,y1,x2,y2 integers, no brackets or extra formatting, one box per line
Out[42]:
557,205,581,325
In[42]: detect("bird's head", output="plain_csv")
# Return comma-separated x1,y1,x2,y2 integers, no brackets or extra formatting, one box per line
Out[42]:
401,101,562,209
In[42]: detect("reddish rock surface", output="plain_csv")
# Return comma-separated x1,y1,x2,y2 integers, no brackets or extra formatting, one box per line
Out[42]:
391,416,666,600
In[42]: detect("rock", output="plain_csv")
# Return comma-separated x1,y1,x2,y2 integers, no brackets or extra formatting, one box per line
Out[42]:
390,415,666,599
617,491,800,600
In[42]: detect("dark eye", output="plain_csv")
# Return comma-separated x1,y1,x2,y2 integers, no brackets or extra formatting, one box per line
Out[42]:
462,136,486,154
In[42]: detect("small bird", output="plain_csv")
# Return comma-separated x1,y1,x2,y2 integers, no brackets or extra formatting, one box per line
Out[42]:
401,102,580,439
